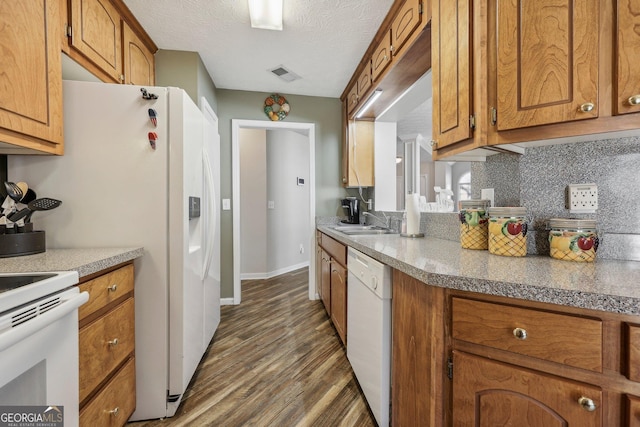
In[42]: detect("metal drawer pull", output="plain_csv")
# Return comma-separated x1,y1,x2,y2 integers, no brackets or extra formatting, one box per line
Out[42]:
629,95,640,105
108,407,120,416
107,338,119,347
579,102,595,112
107,284,118,292
512,327,528,340
578,396,596,412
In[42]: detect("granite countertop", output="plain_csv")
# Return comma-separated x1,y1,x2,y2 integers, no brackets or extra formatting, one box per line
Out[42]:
0,247,144,279
318,226,640,316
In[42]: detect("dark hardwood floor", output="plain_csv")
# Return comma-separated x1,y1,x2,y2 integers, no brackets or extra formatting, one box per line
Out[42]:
128,268,375,426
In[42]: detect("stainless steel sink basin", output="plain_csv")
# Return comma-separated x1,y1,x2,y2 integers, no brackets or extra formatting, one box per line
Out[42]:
331,225,396,235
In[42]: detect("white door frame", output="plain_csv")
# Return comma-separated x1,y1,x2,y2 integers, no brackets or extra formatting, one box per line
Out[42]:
232,119,316,304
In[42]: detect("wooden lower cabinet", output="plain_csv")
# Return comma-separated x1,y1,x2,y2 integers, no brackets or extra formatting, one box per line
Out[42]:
453,351,602,426
629,395,640,427
78,263,135,426
317,232,348,345
391,270,446,427
319,248,331,315
330,262,347,345
80,357,136,427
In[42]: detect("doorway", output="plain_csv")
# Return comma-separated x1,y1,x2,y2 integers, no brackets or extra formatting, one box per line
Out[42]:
232,119,316,304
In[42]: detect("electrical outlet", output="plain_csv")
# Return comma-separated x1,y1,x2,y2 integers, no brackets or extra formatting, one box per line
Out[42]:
566,184,598,213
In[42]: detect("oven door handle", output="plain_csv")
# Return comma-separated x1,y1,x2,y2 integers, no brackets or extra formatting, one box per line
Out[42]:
0,291,89,352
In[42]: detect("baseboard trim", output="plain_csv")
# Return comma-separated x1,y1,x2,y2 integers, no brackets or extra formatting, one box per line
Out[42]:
240,261,310,281
220,297,235,306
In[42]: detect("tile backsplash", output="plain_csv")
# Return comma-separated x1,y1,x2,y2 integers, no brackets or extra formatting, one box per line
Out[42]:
471,135,640,261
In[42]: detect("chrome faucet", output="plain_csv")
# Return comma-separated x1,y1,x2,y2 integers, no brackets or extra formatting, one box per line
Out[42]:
363,211,390,229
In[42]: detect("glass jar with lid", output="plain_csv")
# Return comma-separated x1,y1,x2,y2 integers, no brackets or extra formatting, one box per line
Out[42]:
548,218,598,262
459,200,491,250
487,207,528,257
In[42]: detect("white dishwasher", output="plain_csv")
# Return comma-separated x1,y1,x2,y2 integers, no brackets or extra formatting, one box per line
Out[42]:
347,247,392,427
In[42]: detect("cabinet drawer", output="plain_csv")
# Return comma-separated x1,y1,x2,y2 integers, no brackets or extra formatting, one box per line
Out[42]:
452,297,603,372
80,298,135,402
320,234,346,266
80,357,136,427
79,264,134,321
627,323,640,382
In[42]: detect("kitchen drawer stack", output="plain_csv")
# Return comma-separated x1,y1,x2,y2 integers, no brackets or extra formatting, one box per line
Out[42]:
78,263,136,426
450,293,640,426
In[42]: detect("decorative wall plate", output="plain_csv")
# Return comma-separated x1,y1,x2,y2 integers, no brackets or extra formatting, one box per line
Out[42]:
264,94,290,121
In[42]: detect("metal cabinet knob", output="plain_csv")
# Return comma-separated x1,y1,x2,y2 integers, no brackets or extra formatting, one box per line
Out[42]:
579,102,595,112
107,338,119,347
107,284,118,292
629,95,640,106
512,327,528,340
578,396,597,412
108,407,120,416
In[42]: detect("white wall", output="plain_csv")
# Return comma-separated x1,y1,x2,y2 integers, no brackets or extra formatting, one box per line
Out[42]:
266,129,310,274
239,128,311,279
239,128,267,276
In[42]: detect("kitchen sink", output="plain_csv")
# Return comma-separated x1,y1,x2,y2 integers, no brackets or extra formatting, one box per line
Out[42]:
331,225,396,235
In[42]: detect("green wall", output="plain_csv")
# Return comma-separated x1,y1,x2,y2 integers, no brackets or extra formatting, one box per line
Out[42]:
216,89,350,298
154,49,350,299
155,50,218,111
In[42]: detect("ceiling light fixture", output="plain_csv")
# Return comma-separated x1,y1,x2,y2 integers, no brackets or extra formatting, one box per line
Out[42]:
248,0,283,31
356,89,383,119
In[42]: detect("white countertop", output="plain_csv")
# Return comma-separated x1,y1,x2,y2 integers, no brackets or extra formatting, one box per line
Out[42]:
318,226,640,315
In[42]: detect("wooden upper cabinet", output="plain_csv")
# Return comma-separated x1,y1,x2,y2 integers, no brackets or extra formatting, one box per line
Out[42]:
615,0,640,116
346,84,359,115
123,22,155,85
372,30,392,82
0,0,64,154
390,0,422,57
357,64,372,101
453,351,603,427
70,0,123,83
431,0,472,151
495,0,599,131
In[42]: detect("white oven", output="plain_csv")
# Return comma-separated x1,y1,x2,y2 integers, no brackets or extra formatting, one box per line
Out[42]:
0,272,87,427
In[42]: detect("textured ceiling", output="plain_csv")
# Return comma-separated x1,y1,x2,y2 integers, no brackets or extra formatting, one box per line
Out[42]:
123,0,395,98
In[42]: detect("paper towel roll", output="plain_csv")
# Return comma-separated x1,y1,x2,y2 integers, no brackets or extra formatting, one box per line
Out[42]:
405,193,420,235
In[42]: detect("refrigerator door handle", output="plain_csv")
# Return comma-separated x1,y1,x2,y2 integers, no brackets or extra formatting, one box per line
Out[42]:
202,148,216,280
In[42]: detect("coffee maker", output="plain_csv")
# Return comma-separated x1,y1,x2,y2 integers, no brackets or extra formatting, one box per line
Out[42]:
341,197,360,224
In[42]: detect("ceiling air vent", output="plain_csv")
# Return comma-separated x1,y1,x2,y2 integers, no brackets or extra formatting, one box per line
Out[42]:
269,65,301,82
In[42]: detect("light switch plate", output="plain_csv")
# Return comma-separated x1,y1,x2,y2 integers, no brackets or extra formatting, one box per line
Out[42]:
222,198,231,211
566,184,598,213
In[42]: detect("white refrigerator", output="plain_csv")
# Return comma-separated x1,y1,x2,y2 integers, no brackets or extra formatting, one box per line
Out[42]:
8,80,221,420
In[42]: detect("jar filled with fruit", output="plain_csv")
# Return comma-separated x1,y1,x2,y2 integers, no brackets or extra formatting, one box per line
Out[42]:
488,207,528,257
459,200,491,250
548,218,598,262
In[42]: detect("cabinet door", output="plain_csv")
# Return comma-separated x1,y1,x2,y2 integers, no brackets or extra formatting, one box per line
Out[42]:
390,0,422,57
70,0,123,83
123,21,155,85
320,249,331,315
615,0,640,115
629,395,640,427
453,351,602,426
346,84,359,116
0,0,63,152
431,0,472,150
495,0,599,130
330,261,347,345
372,30,392,82
357,64,372,102
344,120,374,187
